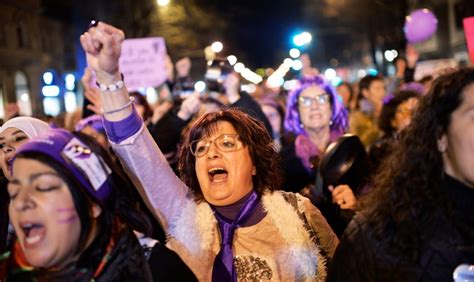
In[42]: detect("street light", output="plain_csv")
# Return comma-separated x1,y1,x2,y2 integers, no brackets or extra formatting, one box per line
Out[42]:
324,68,336,80
291,59,303,71
234,62,245,73
157,0,170,6
227,55,237,65
384,49,398,62
289,48,300,58
211,41,223,53
293,31,312,47
194,81,206,92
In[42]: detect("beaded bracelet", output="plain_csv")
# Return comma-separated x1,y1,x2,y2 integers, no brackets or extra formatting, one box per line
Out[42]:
102,97,134,115
96,73,125,92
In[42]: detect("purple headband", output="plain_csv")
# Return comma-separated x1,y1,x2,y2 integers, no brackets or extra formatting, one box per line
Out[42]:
13,129,112,206
284,75,348,136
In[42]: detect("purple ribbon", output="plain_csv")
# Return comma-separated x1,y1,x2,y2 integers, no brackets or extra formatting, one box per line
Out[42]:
211,190,260,282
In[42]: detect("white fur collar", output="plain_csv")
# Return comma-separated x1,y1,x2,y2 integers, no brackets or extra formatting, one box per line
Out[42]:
167,192,322,280
262,192,321,280
168,198,216,254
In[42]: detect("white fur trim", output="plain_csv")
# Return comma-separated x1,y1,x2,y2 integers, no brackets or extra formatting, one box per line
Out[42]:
262,192,320,279
168,200,216,256
168,192,323,280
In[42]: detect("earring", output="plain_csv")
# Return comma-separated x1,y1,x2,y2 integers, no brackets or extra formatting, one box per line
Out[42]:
252,168,257,175
329,120,333,126
438,143,446,153
300,123,304,128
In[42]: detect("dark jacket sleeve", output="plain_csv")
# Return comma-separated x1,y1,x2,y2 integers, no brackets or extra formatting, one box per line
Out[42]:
327,216,377,282
230,92,273,137
279,139,314,193
0,177,10,254
147,111,189,154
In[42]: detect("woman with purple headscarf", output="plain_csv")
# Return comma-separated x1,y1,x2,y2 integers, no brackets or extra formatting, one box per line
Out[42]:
281,76,359,235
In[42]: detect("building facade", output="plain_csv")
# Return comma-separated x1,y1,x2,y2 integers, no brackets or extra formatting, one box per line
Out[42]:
0,0,74,119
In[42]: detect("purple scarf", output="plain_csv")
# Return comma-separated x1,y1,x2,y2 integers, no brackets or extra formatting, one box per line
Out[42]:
295,131,341,172
211,191,262,281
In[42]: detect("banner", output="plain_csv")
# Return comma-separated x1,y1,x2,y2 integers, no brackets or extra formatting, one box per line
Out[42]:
463,17,474,64
119,37,167,91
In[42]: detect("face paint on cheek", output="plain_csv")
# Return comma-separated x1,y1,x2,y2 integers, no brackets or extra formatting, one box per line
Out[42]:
57,214,78,224
56,207,78,224
56,207,76,213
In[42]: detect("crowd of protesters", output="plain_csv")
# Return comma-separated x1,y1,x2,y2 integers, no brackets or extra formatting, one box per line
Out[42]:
0,21,473,281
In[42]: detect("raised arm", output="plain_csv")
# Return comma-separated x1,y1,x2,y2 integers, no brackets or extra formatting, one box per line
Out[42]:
79,22,191,230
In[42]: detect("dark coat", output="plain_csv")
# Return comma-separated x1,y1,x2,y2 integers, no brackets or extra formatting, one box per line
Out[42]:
0,177,10,254
327,175,474,282
1,227,153,281
279,135,315,193
147,242,198,282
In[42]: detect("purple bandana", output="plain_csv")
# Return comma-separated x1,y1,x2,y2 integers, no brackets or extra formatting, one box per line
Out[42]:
211,190,260,281
12,129,112,206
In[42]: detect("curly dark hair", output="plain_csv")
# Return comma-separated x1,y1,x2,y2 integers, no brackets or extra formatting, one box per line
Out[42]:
378,90,419,137
361,67,474,261
178,108,282,203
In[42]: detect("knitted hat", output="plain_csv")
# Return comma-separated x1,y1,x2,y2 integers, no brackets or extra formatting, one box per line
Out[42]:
13,129,112,206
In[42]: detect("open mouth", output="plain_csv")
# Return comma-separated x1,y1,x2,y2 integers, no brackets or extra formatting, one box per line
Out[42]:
6,158,13,169
208,167,228,183
310,113,323,119
21,222,46,247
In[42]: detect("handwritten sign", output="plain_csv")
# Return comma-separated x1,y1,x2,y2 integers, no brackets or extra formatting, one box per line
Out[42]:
119,37,167,91
463,17,474,64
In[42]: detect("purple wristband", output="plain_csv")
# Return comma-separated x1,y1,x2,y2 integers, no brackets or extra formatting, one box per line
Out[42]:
103,106,143,143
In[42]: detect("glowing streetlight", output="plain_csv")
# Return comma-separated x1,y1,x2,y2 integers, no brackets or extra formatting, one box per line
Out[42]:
234,62,245,73
289,48,301,58
43,72,53,85
291,59,303,71
293,31,312,47
211,41,223,53
157,0,170,6
283,58,293,67
384,49,398,62
194,81,206,92
227,55,237,65
324,68,337,80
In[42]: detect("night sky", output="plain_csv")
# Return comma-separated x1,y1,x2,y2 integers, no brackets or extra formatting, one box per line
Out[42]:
206,0,306,68
40,0,444,71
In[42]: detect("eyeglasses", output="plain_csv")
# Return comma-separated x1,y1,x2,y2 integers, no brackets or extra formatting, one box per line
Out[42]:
190,134,242,157
298,94,330,107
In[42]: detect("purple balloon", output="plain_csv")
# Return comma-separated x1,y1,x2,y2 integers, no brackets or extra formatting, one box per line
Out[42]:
404,9,438,43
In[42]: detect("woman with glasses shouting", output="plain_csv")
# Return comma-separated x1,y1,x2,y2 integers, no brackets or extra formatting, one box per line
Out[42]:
281,76,360,236
80,22,338,281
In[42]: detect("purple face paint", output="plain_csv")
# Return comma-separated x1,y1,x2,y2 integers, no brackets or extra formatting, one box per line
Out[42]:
57,214,78,224
56,207,75,213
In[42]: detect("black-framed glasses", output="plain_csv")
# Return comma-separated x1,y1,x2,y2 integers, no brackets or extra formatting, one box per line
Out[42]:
298,94,330,107
189,134,242,157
